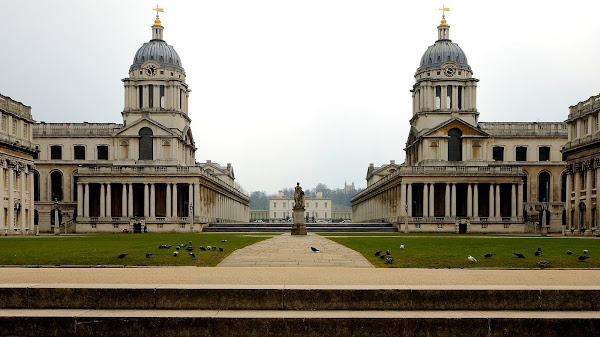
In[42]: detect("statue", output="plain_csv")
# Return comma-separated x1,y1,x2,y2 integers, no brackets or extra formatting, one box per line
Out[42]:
294,182,305,209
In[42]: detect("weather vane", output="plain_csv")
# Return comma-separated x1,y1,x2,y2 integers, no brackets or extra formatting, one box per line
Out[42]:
153,5,164,26
439,5,450,24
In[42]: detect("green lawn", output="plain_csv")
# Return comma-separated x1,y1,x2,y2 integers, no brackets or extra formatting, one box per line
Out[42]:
324,234,600,268
0,233,274,267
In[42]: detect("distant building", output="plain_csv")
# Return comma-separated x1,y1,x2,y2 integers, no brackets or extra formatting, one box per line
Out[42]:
249,210,269,222
0,94,36,235
331,210,351,222
270,191,331,222
562,93,600,235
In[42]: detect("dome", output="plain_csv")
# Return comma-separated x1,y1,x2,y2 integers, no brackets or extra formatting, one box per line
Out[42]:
130,39,184,73
417,40,470,73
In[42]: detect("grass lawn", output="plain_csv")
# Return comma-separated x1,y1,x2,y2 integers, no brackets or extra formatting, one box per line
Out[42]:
0,233,274,267
323,234,600,268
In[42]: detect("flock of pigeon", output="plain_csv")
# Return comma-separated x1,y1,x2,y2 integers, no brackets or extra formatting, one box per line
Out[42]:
117,239,228,259
468,248,591,268
372,243,405,264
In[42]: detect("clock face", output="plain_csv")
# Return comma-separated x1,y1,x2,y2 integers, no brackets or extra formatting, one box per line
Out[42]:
145,65,157,76
443,65,456,77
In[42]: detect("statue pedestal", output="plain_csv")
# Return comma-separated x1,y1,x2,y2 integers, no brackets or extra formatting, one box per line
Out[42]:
291,207,307,235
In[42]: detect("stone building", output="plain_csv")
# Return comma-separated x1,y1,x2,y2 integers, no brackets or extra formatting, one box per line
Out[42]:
32,13,249,233
351,15,567,233
270,191,332,222
562,93,600,235
0,94,36,235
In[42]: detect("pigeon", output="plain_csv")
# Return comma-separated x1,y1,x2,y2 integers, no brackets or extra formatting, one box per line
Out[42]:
579,256,590,262
484,253,495,258
566,250,573,255
311,247,320,252
212,246,216,251
468,255,478,263
145,253,153,258
158,245,167,249
219,247,224,252
207,246,212,250
537,248,542,252
189,252,195,258
165,245,172,249
385,256,395,264
186,246,194,251
400,244,405,249
118,253,128,259
537,261,551,268
173,251,179,257
221,239,227,243
379,254,386,259
176,246,180,250
535,251,542,256
386,250,391,255
181,244,187,249
189,241,193,245
375,250,382,256
514,253,525,259
199,246,207,251
584,250,589,255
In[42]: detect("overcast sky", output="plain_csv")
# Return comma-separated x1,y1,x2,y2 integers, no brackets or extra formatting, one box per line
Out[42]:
2,1,599,194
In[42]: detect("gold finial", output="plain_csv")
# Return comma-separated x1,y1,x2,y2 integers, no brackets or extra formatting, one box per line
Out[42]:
439,6,450,25
153,5,164,26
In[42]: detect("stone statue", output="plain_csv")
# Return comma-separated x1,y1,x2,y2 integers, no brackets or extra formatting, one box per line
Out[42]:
294,182,305,209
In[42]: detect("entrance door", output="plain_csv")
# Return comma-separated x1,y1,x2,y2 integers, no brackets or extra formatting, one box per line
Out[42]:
133,223,142,233
459,222,467,234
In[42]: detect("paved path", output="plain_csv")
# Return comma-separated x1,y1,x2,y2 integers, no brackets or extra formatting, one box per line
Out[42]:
217,233,373,268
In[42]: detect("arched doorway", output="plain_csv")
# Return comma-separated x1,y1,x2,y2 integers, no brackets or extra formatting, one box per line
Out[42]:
538,172,551,202
448,128,462,161
139,127,153,160
50,171,63,201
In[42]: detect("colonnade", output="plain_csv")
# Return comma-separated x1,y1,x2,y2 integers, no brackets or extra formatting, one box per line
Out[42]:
0,161,35,234
413,83,477,114
353,180,523,223
565,160,600,233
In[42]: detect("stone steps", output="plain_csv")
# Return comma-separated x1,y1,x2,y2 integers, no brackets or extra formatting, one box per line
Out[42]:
203,223,397,233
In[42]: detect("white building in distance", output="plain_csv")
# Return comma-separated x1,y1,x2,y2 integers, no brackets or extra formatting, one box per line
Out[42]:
270,191,331,222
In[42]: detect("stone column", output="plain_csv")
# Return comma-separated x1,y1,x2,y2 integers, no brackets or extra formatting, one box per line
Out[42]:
441,86,448,110
29,171,34,231
445,183,450,217
150,183,155,218
188,184,193,217
467,183,473,217
121,183,127,218
452,85,458,111
429,183,435,217
400,182,406,217
451,183,457,217
166,183,172,218
407,183,413,217
100,184,105,218
8,167,14,229
172,183,178,218
574,171,581,230
77,183,83,218
489,184,494,218
473,183,479,219
517,182,523,218
422,184,428,218
128,183,133,217
82,182,89,217
194,183,200,217
495,183,501,219
511,183,517,220
0,167,4,231
106,183,111,218
20,169,25,231
144,183,149,218
586,169,593,230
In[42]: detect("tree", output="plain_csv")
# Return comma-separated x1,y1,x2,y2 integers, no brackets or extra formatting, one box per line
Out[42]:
249,191,270,210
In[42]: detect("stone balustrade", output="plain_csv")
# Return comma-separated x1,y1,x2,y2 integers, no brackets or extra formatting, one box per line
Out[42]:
33,122,122,136
0,94,32,121
479,122,567,136
568,93,600,119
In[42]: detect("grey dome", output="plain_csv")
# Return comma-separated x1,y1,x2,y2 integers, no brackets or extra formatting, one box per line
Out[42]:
417,39,470,73
130,39,184,73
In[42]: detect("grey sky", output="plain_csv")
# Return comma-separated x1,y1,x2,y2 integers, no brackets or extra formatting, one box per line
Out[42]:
2,1,599,194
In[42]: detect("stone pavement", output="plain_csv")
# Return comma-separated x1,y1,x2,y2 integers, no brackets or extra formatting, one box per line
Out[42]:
217,233,373,268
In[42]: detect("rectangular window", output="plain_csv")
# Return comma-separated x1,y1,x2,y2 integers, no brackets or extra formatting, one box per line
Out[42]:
315,202,318,208
74,145,86,160
273,202,276,208
539,147,550,161
325,212,327,218
325,202,328,208
23,124,28,138
160,85,165,108
283,202,286,208
446,85,452,109
515,147,527,161
97,145,109,160
138,86,143,108
306,202,309,208
12,119,17,135
584,119,589,135
1,115,6,131
457,86,462,110
273,211,277,218
148,84,154,108
50,145,62,160
492,147,504,161
435,86,441,109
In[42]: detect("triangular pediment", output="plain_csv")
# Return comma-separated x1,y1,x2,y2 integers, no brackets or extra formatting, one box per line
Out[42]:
423,118,489,138
115,117,179,137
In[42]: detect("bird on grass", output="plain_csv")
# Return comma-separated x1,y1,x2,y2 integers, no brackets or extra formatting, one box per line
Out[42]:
379,254,387,260
385,256,395,264
579,256,590,262
212,246,217,251
311,247,320,252
468,255,478,263
165,245,172,249
400,244,405,249
186,247,194,251
375,250,382,256
189,252,195,258
189,241,193,245
199,246,207,251
535,251,542,257
386,250,391,255
514,253,525,259
584,250,589,255
145,253,152,258
221,239,227,243
537,261,551,268
537,248,542,252
118,254,128,259
566,250,573,255
176,246,180,250
484,253,495,258
173,251,179,257
207,246,212,250
219,247,224,252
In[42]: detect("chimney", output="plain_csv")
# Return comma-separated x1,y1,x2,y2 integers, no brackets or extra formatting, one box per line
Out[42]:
278,190,284,197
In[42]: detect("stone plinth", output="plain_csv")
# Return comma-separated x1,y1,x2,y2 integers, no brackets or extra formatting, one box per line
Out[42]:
291,207,307,235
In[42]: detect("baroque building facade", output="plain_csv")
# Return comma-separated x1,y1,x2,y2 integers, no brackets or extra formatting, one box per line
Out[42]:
33,14,249,233
270,191,332,222
0,94,36,235
351,16,567,233
562,93,600,235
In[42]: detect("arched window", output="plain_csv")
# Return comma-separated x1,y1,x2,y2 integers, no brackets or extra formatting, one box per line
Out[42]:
538,171,551,202
50,170,63,201
448,128,462,161
33,171,40,201
139,127,153,160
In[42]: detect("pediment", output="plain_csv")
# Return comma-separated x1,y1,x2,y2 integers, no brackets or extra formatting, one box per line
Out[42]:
115,117,178,137
423,118,489,138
